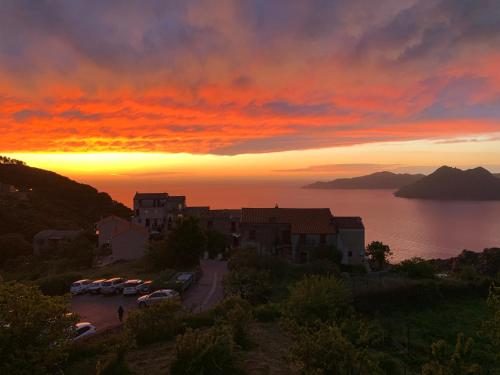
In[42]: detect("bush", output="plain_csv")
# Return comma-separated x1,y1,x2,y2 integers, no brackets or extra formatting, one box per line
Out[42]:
213,296,253,348
291,259,340,278
223,266,272,304
285,275,352,327
171,327,241,375
37,272,83,296
253,303,282,322
125,300,184,345
228,248,288,280
183,310,216,329
397,257,436,279
0,233,32,266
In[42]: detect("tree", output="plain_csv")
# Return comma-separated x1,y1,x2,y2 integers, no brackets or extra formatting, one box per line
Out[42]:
397,257,435,279
0,282,77,374
0,233,32,266
206,229,228,258
148,217,206,269
421,333,482,375
285,275,352,327
484,284,500,360
223,266,272,304
366,241,392,270
58,233,95,269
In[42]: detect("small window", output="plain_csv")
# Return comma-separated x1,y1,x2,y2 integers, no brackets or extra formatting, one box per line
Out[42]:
249,229,256,240
348,251,353,257
299,234,306,244
231,221,236,232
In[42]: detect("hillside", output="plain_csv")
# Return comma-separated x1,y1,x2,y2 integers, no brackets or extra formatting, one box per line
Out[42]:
0,162,131,242
395,166,500,200
303,171,424,189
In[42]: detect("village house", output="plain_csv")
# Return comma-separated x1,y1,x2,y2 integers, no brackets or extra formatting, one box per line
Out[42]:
239,207,365,265
132,192,186,233
33,229,82,255
95,215,148,262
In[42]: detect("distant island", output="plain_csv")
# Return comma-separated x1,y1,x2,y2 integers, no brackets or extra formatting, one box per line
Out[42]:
395,166,500,200
303,171,425,190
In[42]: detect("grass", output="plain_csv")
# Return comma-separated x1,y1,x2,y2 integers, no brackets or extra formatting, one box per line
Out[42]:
376,295,498,373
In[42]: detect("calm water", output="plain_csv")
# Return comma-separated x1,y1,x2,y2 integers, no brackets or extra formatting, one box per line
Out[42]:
91,179,500,261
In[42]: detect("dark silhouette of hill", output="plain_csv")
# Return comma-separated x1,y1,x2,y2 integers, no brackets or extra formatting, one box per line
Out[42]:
304,171,425,190
0,162,131,241
395,166,500,200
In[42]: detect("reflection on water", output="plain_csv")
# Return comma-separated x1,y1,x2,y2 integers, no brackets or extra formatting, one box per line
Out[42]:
91,179,500,261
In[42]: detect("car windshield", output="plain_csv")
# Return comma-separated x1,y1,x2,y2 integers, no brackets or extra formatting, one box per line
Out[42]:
177,274,192,281
101,282,111,287
71,283,80,287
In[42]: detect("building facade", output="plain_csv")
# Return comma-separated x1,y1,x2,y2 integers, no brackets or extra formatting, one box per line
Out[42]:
132,192,186,232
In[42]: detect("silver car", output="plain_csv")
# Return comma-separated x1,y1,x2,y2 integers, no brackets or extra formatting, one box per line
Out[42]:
137,289,179,308
122,279,144,295
70,279,92,295
87,279,107,294
100,278,125,295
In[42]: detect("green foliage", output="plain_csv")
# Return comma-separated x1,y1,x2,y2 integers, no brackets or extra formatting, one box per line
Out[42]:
206,229,228,258
421,333,482,375
289,323,384,375
0,282,77,374
0,233,32,265
148,217,206,269
253,303,282,322
223,266,272,304
310,245,343,265
484,284,500,359
285,275,352,326
125,300,184,345
57,233,95,269
183,310,216,329
366,241,392,270
228,248,288,279
457,265,482,282
214,296,253,348
37,272,83,295
97,332,134,375
397,257,436,279
171,326,241,375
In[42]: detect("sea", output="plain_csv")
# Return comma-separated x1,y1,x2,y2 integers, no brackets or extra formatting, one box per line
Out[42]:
89,179,500,262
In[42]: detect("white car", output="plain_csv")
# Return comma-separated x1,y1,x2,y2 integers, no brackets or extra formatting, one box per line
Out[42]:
100,277,125,295
122,279,144,295
137,289,179,308
70,279,92,295
87,279,107,294
73,322,96,340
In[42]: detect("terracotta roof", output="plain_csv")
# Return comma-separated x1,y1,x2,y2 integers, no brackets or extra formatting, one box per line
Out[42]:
208,209,242,219
241,208,335,234
333,216,364,230
134,192,169,200
96,215,129,226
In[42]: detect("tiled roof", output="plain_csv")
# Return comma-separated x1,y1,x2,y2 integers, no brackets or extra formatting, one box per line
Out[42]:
208,209,242,219
95,215,129,226
241,207,336,234
134,192,169,200
333,216,364,230
34,229,82,240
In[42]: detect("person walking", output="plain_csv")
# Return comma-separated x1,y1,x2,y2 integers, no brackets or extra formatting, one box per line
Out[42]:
117,305,124,323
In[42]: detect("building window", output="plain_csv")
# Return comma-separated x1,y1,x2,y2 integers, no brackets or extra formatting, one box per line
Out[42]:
281,230,290,243
231,221,236,232
249,229,256,240
135,209,139,216
299,234,306,245
320,234,326,245
348,251,353,257
145,218,150,227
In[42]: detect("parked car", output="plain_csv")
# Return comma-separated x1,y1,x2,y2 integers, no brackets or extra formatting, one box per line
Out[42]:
100,277,126,295
174,272,195,292
137,280,153,295
87,279,107,294
137,289,179,308
70,279,92,295
73,322,96,340
122,279,144,295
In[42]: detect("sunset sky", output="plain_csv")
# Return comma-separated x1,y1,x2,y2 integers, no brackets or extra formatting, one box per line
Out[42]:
2,0,500,181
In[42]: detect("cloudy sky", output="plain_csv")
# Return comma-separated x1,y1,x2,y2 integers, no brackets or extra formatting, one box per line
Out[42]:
1,0,500,179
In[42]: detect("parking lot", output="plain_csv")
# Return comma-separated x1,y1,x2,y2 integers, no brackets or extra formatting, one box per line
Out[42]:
70,259,228,331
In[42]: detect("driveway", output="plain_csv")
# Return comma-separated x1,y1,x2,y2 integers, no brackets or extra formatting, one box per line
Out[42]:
70,259,228,331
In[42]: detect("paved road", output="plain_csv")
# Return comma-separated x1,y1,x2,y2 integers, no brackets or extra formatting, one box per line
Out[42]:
70,259,228,331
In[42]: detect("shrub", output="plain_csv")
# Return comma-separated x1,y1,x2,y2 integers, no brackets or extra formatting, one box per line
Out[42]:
366,241,392,270
253,303,282,322
289,323,383,375
37,272,83,296
291,259,340,278
228,248,288,280
397,257,436,279
0,282,77,374
125,300,184,345
183,310,216,329
171,327,241,375
285,275,352,327
0,233,32,266
223,266,272,304
214,296,253,348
